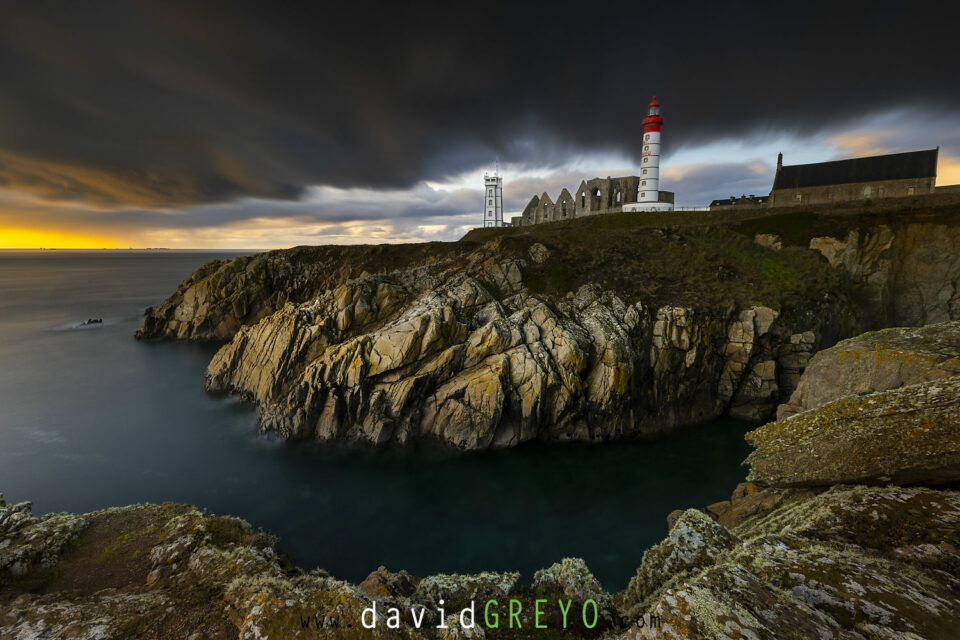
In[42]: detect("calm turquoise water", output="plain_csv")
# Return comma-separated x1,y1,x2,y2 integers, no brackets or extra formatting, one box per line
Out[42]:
0,250,752,590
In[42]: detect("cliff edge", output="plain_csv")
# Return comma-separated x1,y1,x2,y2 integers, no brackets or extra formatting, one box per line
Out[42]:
137,214,869,449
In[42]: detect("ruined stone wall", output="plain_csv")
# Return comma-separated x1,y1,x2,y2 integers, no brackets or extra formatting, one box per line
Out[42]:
518,176,642,226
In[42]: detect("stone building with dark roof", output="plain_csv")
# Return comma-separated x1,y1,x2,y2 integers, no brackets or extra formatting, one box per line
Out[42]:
768,148,938,207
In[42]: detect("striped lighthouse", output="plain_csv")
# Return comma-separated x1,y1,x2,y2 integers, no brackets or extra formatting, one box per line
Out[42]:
624,96,674,212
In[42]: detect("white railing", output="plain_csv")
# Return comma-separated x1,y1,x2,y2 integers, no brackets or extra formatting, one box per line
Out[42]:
672,207,711,211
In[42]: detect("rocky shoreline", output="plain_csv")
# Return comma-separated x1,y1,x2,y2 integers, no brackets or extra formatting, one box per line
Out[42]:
5,320,960,638
133,211,960,451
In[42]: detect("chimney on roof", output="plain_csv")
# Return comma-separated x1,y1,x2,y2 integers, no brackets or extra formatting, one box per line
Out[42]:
777,152,783,172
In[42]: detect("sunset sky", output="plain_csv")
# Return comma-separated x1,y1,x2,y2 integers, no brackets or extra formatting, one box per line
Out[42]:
1,1,959,249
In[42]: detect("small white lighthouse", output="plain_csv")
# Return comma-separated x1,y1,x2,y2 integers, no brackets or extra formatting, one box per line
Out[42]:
483,167,504,227
624,96,674,212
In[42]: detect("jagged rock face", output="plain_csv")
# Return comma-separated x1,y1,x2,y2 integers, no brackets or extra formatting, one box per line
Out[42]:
778,320,960,419
747,376,960,487
619,509,738,617
359,566,421,599
533,557,615,624
618,486,960,640
0,499,420,639
135,244,467,342
199,250,843,449
0,493,90,583
1,497,622,639
810,223,960,328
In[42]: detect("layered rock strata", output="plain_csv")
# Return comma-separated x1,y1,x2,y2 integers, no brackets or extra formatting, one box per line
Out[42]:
199,255,841,448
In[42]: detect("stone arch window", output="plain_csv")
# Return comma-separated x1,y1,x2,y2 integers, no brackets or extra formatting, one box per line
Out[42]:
561,202,567,217
580,191,586,207
863,185,872,197
594,188,601,197
616,191,621,203
907,186,915,195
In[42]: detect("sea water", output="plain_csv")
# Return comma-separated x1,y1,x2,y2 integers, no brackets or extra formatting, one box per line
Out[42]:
0,250,752,589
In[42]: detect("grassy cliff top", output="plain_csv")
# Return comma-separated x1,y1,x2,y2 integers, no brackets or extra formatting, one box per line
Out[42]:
157,201,959,340
456,201,960,308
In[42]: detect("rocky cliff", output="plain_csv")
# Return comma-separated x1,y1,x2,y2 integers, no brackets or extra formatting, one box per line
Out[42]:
137,209,960,450
137,214,885,449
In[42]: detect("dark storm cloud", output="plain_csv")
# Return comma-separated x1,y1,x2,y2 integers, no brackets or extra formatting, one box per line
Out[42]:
0,0,957,208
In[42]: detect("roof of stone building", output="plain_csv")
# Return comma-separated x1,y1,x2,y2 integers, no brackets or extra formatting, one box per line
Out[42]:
772,149,938,190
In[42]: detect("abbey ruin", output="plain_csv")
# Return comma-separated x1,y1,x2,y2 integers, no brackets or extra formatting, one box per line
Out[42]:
510,177,674,226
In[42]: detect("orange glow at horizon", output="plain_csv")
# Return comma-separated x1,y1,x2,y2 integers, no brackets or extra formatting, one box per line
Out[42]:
938,155,960,187
0,227,121,249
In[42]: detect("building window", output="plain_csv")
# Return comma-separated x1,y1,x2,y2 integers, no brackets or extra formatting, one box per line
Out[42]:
488,199,492,204
863,185,872,197
640,192,646,198
616,191,621,203
581,191,586,207
645,134,650,141
644,145,649,151
641,180,647,186
907,186,915,195
487,189,492,196
642,169,647,175
643,157,648,163
796,194,802,202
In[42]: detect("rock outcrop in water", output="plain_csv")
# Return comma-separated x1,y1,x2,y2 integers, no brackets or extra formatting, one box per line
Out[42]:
200,261,833,449
135,210,960,450
136,223,873,449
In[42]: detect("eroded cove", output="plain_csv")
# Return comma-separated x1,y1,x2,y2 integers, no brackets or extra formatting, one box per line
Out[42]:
0,250,752,590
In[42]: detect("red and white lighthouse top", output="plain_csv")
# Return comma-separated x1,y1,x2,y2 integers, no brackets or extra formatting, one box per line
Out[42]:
642,96,663,133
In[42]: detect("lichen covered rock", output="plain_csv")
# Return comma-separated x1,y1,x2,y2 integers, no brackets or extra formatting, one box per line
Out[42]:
619,509,738,617
618,486,960,640
532,557,616,626
778,320,960,419
747,376,960,487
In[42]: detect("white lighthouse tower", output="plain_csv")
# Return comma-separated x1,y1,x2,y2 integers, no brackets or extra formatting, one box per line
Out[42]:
624,96,674,212
483,167,504,227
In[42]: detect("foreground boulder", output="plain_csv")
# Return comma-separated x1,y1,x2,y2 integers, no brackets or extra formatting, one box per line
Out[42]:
618,485,960,640
618,509,737,618
746,376,960,487
778,320,960,419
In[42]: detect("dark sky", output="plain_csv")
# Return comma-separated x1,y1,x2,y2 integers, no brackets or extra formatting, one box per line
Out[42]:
1,0,958,246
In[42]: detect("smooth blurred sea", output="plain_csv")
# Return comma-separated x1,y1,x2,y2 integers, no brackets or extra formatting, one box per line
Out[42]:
0,249,753,589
